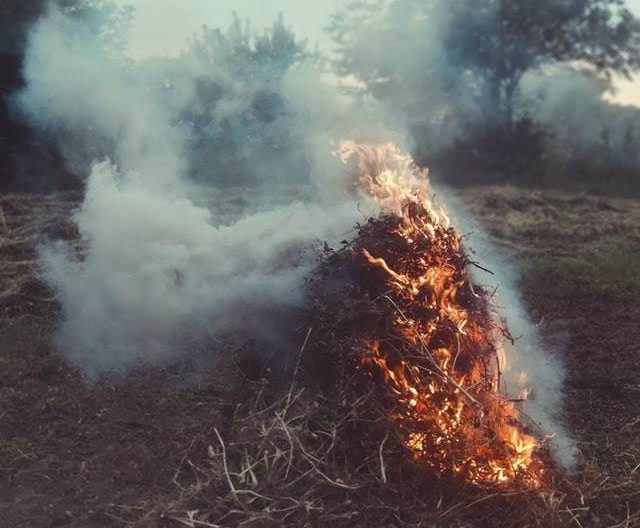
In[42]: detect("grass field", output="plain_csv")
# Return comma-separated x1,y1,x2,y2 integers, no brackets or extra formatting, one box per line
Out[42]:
1,187,640,527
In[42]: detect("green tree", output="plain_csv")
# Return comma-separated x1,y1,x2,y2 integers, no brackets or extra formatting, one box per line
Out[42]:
177,14,312,186
330,0,640,131
445,0,640,128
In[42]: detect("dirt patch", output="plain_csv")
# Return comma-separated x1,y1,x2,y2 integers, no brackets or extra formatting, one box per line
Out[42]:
0,315,247,528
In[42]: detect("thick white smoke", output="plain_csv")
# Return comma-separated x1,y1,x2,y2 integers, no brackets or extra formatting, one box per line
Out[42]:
18,3,574,465
19,6,388,373
41,163,359,372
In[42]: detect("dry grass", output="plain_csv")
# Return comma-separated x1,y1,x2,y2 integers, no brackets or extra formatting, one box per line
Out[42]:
0,192,80,319
139,385,571,528
457,186,640,260
131,375,640,528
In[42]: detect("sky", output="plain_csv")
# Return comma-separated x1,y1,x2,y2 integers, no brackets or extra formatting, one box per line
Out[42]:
117,0,346,57
117,0,640,107
614,0,640,104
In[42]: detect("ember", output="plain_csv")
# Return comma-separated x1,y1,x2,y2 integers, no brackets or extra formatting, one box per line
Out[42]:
337,141,545,485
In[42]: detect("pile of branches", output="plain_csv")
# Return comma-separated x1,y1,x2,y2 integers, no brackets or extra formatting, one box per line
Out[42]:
142,211,609,527
309,202,548,484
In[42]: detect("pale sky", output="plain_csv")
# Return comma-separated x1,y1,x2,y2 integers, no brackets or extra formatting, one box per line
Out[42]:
117,0,347,57
614,0,640,104
118,0,640,107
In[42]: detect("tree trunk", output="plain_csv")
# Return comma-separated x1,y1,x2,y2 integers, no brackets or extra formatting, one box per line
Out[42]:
502,71,523,133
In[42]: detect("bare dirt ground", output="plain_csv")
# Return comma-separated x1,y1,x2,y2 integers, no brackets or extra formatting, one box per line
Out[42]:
1,187,640,527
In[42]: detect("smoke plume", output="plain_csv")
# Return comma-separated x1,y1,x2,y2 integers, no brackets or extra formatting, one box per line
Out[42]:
17,2,575,465
19,5,408,374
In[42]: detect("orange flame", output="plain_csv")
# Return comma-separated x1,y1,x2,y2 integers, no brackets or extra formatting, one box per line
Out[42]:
340,140,542,485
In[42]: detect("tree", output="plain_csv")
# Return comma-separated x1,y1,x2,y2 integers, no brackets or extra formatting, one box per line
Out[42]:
0,0,50,55
0,0,49,191
0,0,129,192
330,0,640,135
445,0,640,129
175,14,312,186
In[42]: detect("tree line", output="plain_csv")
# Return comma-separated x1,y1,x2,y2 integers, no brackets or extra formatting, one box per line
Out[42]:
2,0,640,193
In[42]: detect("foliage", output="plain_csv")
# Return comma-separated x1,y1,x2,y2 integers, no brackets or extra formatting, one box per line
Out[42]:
190,13,307,80
445,0,640,125
60,0,134,55
2,2,312,192
0,0,48,54
330,0,640,188
173,14,313,187
0,0,131,192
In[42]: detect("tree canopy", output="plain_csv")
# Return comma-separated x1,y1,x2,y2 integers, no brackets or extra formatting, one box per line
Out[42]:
329,0,640,183
332,0,640,128
446,0,640,124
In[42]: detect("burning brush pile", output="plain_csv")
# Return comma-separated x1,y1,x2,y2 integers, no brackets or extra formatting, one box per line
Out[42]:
152,143,569,527
309,141,548,487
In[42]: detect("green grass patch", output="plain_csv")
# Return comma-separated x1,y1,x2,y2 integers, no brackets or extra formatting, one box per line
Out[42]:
520,247,640,302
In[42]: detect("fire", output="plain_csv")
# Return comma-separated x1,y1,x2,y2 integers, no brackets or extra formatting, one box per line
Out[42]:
339,140,543,485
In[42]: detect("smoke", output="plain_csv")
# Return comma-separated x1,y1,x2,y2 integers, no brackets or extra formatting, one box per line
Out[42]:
438,188,577,467
520,65,640,169
19,4,399,374
329,0,479,155
18,2,575,465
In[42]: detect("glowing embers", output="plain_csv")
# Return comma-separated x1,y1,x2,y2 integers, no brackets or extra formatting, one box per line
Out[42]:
340,141,541,485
